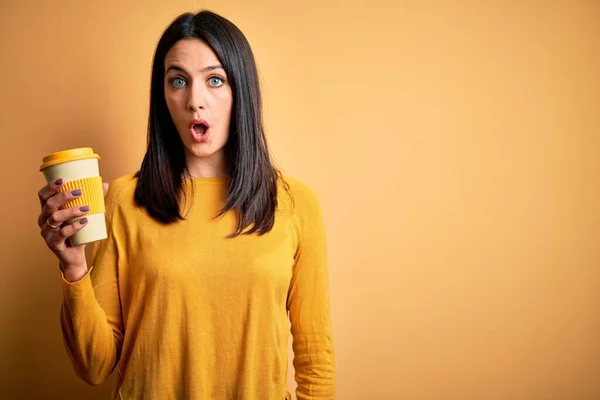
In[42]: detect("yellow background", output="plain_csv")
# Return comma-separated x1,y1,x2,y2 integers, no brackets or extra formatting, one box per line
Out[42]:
1,0,599,398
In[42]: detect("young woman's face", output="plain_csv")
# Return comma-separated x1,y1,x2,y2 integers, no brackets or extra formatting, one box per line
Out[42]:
164,39,233,163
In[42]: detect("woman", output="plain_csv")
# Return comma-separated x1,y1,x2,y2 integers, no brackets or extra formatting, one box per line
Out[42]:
37,10,334,400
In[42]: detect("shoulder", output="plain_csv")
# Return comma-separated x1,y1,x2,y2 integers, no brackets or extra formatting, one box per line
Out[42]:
104,173,138,214
278,174,323,219
280,174,317,199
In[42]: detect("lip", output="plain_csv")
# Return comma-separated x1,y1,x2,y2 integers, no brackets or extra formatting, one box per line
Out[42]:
189,119,210,130
189,119,210,143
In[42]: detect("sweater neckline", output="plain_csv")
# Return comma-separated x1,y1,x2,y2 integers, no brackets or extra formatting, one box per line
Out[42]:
184,177,227,184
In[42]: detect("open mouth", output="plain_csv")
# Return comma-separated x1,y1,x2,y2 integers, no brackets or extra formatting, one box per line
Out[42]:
192,121,208,136
189,119,210,142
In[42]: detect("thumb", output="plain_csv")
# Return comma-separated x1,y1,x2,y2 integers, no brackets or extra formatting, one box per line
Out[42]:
103,182,109,196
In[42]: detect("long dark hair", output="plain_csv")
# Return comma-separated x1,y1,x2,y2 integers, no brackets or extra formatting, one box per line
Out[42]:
135,10,281,237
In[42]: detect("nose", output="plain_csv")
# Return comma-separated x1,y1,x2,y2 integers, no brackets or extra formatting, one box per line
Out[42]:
187,81,207,111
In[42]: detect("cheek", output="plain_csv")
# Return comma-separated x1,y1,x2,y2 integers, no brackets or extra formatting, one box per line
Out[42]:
215,91,233,121
164,93,184,121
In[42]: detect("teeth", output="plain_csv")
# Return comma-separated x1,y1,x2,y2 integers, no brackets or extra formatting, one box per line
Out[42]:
193,124,207,136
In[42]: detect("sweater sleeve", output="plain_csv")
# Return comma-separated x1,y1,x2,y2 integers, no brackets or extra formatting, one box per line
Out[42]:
287,182,335,399
60,182,125,386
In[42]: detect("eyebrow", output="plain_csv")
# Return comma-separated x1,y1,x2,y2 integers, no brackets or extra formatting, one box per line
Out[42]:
165,64,224,75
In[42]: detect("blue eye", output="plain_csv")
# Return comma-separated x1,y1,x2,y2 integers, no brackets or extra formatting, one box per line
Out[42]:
169,77,186,88
208,76,225,87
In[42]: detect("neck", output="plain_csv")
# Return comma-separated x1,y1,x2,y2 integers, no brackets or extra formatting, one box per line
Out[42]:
185,151,227,179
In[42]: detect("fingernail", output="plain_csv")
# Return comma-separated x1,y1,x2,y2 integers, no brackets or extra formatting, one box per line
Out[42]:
80,206,90,212
71,189,82,196
55,178,63,185
80,218,88,225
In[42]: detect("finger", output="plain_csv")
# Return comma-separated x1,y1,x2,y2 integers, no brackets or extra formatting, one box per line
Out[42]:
103,182,109,196
46,218,89,251
38,189,84,228
38,178,65,207
42,205,90,230
59,218,89,245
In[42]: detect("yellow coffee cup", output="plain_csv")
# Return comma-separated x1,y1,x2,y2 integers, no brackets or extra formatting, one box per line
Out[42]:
40,147,107,246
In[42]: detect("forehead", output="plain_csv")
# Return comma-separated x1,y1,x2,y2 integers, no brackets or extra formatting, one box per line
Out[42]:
164,38,220,68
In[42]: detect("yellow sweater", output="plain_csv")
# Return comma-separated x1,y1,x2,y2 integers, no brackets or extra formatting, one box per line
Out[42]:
60,174,335,399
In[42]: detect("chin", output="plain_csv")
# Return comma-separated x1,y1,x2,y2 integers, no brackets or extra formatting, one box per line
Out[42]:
186,143,222,159
189,148,214,158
